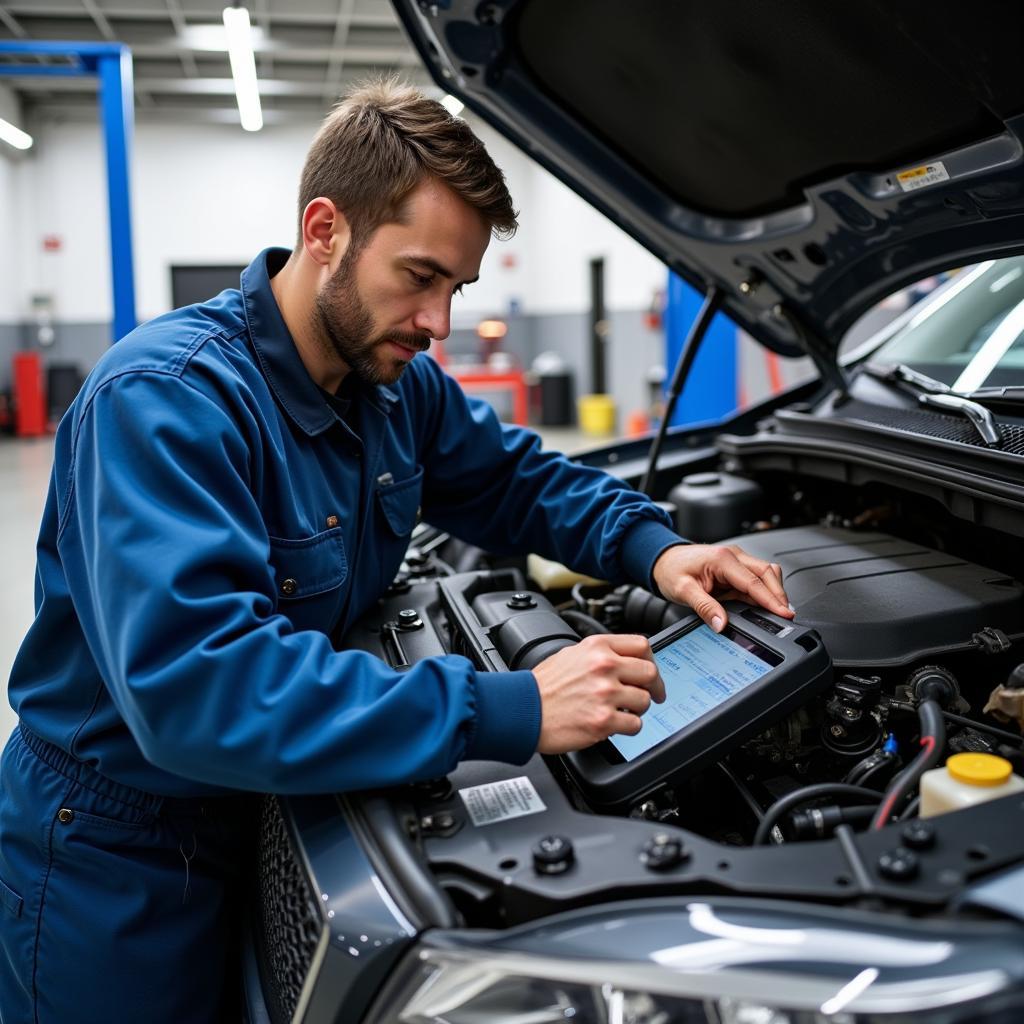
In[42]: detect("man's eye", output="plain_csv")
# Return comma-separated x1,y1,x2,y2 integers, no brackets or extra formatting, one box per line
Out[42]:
409,270,432,287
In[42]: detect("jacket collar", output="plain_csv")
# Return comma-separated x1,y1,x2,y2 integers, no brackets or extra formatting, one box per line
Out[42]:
241,247,398,436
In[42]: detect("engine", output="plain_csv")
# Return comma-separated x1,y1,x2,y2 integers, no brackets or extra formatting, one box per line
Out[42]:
322,509,1024,928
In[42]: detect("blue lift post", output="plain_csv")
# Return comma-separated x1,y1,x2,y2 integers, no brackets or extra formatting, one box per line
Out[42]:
0,41,137,343
664,271,737,427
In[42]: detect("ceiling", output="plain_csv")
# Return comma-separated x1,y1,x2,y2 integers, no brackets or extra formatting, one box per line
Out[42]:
0,0,432,127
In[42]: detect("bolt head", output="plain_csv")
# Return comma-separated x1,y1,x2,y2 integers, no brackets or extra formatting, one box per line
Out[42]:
878,846,919,882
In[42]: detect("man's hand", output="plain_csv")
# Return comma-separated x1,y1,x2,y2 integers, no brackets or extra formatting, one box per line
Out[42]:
652,543,792,632
532,634,666,754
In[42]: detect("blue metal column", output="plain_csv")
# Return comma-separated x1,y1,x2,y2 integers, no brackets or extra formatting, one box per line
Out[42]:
0,41,137,344
664,271,737,426
98,48,137,341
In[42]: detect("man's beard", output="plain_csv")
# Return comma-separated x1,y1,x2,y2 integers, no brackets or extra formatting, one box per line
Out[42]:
313,249,430,387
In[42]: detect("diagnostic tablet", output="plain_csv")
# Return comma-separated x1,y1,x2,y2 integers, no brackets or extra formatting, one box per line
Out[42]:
562,602,832,810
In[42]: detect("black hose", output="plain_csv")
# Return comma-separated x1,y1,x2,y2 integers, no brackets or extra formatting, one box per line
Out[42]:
853,755,900,791
941,709,1024,749
870,699,945,830
889,701,1023,749
559,609,609,637
789,804,876,841
753,784,881,846
898,795,922,821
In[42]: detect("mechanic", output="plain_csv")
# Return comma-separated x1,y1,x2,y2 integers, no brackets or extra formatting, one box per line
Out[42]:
0,80,791,1023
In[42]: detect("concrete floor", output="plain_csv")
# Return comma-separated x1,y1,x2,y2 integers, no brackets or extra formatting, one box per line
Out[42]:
0,425,598,748
1,438,53,745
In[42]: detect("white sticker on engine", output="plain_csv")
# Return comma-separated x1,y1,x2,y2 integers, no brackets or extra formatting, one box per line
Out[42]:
459,776,546,827
896,161,950,192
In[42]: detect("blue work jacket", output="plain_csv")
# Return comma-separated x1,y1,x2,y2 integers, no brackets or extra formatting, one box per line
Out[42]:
7,248,683,799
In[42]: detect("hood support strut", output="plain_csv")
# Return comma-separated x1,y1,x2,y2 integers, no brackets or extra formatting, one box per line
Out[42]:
640,286,722,497
772,303,847,398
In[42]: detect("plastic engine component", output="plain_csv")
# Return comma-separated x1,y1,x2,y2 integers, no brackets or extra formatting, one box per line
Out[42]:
718,526,1024,668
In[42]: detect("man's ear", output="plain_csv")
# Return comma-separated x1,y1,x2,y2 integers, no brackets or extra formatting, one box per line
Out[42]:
301,197,352,270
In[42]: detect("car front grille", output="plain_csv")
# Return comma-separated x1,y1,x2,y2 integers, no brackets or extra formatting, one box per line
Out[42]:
834,399,1024,456
255,795,323,1024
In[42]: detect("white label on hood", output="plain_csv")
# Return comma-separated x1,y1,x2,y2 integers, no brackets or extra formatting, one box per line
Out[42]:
896,161,950,191
459,776,546,826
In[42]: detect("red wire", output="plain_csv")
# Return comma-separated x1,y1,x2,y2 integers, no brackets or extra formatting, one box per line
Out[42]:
872,734,937,830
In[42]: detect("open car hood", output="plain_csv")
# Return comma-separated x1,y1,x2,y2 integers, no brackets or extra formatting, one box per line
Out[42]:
393,0,1024,362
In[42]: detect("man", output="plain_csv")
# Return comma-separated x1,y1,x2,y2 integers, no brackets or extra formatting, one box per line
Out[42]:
0,80,790,1023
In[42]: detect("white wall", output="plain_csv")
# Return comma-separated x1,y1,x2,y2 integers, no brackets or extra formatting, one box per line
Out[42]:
8,112,666,326
0,84,27,325
17,119,311,322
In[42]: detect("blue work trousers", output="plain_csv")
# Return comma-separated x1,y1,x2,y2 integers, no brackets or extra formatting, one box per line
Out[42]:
0,726,254,1023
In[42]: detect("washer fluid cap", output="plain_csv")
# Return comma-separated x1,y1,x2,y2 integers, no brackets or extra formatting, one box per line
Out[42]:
947,752,1013,787
684,472,720,487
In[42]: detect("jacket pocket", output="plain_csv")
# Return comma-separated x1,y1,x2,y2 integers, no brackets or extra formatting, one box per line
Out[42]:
268,528,348,599
0,875,22,918
376,466,424,538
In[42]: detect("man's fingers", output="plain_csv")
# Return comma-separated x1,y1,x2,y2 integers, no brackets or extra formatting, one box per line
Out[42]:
614,655,666,702
676,577,728,632
745,556,788,607
608,710,644,737
717,556,792,618
613,682,652,717
601,633,655,659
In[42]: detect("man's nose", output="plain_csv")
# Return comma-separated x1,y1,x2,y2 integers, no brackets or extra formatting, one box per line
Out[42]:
412,295,451,341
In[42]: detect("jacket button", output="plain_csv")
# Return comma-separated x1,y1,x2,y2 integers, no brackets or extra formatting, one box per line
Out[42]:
280,578,298,596
326,515,339,529
57,808,74,824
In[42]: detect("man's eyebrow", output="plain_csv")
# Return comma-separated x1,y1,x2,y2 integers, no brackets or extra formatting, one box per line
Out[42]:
406,255,478,287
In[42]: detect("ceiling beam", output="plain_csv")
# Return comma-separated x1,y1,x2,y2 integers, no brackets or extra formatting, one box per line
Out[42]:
79,0,115,41
322,0,355,103
4,5,399,29
0,4,27,38
253,0,273,78
164,0,200,78
13,73,430,97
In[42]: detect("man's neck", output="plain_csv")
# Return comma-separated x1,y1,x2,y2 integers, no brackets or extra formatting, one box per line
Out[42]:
270,253,350,394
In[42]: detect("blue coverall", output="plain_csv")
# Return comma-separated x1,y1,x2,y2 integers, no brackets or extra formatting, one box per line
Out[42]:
0,248,683,1023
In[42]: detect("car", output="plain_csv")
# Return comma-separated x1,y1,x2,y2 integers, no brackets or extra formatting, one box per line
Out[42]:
243,3,1024,1022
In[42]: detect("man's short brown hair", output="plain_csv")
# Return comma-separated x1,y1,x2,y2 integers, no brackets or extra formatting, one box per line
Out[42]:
298,77,518,249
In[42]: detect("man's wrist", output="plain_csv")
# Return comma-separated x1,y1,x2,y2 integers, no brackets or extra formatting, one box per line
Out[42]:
464,669,541,763
620,518,689,593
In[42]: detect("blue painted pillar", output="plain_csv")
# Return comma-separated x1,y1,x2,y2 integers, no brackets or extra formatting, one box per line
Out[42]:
98,48,137,342
664,272,737,426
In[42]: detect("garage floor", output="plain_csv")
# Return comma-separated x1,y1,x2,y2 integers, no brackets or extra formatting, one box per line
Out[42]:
0,425,602,746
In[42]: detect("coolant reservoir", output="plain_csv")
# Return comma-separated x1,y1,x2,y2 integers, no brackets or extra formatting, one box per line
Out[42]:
919,752,1024,818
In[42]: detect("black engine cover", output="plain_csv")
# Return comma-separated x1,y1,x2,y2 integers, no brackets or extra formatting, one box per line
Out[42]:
722,526,1024,667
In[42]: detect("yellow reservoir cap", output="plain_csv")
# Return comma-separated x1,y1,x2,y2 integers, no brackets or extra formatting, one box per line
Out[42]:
947,752,1013,787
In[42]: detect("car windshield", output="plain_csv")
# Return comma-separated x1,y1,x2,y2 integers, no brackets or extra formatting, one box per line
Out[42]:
869,256,1024,391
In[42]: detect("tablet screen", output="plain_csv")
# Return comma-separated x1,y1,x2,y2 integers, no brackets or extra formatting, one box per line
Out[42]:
608,624,778,762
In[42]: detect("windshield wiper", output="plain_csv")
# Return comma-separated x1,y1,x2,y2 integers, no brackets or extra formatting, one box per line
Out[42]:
859,363,1003,447
917,392,1003,447
966,384,1024,400
860,362,950,395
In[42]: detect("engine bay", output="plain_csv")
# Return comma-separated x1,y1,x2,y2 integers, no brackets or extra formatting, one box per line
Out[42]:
337,468,1024,931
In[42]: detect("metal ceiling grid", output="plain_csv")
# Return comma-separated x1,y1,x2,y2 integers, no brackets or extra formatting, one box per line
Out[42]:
0,0,429,125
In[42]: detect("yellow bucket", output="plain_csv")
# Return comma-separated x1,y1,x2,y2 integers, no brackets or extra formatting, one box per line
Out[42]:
577,393,616,436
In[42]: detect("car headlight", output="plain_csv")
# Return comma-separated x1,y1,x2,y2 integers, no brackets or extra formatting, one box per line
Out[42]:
364,900,1024,1024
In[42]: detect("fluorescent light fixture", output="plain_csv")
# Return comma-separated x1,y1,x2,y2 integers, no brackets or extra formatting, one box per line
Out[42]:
440,94,464,117
222,5,263,132
0,117,32,151
179,23,268,52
